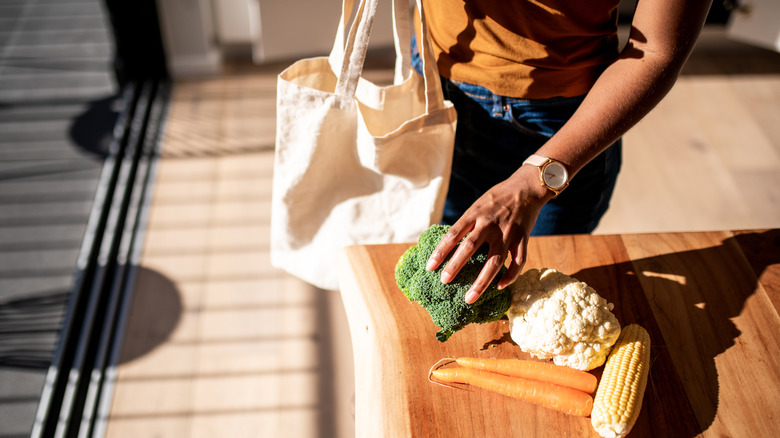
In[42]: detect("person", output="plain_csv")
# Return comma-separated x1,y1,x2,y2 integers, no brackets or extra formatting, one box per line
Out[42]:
412,0,713,303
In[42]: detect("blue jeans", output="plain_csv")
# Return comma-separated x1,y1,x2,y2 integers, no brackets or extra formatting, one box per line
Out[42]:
412,41,621,235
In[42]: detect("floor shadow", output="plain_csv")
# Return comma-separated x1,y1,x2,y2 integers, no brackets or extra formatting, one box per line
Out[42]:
680,28,780,76
115,266,183,364
0,266,182,370
0,290,70,369
68,95,122,159
570,229,779,436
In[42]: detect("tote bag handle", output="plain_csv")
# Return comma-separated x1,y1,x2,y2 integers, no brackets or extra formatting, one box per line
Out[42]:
328,0,446,113
412,0,447,113
329,0,412,85
330,0,376,99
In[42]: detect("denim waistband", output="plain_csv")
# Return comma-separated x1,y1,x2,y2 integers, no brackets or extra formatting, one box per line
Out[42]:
410,35,585,121
447,78,585,118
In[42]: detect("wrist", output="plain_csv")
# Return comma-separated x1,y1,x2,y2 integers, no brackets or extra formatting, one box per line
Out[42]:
514,164,556,203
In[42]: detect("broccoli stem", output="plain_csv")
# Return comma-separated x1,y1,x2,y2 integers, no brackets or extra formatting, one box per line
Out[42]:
436,329,453,342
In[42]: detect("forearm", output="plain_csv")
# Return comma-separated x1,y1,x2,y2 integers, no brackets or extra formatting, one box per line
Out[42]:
535,0,713,176
429,0,713,302
538,44,682,176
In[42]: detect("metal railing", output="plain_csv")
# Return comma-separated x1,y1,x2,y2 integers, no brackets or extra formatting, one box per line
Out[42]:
31,80,171,438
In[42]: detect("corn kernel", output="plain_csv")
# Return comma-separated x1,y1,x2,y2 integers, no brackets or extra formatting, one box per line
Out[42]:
591,324,650,438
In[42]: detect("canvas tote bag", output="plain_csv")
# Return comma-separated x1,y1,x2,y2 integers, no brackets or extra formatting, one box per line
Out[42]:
270,0,457,290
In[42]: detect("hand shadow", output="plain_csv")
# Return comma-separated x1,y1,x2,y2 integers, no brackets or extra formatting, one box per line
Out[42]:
570,229,779,437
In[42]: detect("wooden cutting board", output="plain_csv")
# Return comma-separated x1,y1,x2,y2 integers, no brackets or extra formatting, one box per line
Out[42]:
338,230,780,438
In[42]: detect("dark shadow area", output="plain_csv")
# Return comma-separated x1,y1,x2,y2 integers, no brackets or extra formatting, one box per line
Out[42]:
103,0,168,88
569,229,779,436
114,267,183,364
0,290,69,369
314,287,339,438
436,1,477,80
468,229,778,436
480,329,512,350
69,95,122,159
0,266,181,437
680,30,780,76
0,266,182,370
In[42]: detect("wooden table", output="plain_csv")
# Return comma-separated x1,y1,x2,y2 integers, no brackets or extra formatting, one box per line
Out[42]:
337,230,780,437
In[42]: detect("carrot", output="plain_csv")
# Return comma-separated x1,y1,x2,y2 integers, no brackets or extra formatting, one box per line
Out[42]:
431,367,593,417
454,357,598,394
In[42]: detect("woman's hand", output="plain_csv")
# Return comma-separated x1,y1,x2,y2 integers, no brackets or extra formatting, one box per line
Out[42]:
423,0,713,305
425,0,712,305
425,165,553,304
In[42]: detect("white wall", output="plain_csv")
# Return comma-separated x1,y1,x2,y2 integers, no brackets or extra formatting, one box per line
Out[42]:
255,0,396,63
727,0,780,52
157,0,399,77
213,0,260,46
156,0,221,77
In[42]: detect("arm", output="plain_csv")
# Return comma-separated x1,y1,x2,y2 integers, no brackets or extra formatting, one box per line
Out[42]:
427,0,714,303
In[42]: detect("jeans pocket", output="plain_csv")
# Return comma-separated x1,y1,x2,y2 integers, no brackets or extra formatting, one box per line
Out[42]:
504,95,586,139
504,103,552,140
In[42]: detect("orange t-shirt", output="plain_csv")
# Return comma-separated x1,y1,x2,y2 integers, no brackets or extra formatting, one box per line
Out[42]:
421,0,621,99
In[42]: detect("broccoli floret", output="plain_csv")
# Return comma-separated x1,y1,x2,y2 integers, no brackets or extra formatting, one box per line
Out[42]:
394,224,512,342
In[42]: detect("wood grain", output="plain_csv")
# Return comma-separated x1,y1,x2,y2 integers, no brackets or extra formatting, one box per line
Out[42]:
621,231,780,437
338,231,780,437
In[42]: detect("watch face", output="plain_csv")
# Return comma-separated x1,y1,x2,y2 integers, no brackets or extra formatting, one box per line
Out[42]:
542,162,568,189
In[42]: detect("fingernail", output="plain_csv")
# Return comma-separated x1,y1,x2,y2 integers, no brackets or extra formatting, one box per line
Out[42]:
426,258,437,271
465,290,478,303
441,271,452,283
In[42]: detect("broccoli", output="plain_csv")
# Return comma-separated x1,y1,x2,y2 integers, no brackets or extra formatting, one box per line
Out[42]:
394,224,512,342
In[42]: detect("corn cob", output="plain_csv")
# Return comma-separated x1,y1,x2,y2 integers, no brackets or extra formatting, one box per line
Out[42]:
590,324,651,438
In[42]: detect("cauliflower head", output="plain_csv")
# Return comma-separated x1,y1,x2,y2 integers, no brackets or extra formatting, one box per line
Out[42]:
507,268,620,371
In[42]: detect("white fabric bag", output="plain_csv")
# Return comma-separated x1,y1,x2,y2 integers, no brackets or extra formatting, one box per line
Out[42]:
270,0,457,290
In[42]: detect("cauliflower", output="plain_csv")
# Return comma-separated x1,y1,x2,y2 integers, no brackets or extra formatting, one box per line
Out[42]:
507,268,620,371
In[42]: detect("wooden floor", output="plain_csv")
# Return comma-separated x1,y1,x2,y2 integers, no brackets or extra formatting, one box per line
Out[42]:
597,30,780,234
103,28,779,438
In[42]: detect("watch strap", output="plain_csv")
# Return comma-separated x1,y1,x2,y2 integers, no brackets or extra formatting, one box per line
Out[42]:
522,154,549,167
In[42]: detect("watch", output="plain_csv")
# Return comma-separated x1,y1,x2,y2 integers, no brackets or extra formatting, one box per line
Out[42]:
522,154,569,197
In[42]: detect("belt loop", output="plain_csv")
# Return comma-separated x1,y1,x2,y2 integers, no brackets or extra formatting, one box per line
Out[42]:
493,94,503,117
